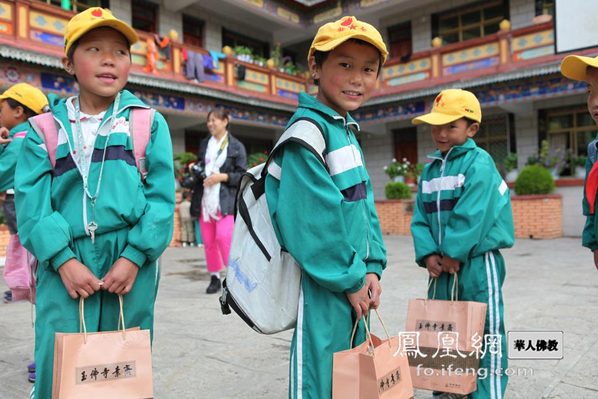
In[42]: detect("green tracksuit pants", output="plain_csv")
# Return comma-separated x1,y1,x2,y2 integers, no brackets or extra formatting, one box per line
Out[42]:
429,250,508,399
33,227,159,399
288,271,367,399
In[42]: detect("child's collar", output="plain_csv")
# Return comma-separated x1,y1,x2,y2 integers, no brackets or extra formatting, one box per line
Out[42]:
298,92,360,129
428,138,477,160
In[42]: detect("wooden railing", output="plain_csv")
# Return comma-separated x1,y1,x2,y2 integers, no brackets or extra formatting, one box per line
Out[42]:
0,0,565,102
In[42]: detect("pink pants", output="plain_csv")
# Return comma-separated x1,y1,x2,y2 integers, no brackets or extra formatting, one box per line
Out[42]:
199,212,234,273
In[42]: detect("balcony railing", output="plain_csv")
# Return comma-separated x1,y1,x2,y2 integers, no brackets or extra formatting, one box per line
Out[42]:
0,0,579,104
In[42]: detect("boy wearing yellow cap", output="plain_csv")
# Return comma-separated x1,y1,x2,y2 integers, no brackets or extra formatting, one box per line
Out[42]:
410,89,514,399
14,8,175,398
264,16,387,398
560,55,598,272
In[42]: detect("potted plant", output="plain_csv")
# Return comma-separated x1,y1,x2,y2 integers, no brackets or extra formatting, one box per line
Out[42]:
233,45,254,63
538,140,567,178
503,152,518,182
247,151,268,168
405,162,423,185
384,181,412,200
514,165,555,195
384,158,410,183
569,154,587,178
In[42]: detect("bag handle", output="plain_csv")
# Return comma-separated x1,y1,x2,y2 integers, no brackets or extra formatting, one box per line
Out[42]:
348,309,392,350
427,273,459,301
79,294,126,343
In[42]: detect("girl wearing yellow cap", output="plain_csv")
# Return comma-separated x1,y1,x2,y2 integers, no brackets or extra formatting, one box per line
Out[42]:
14,8,175,398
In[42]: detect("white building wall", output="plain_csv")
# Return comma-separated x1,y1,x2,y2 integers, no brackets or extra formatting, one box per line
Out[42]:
361,132,394,200
509,0,537,30
379,0,481,53
110,0,132,25
158,6,182,37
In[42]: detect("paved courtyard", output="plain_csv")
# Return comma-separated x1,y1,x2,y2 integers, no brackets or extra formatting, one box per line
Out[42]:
1,235,597,398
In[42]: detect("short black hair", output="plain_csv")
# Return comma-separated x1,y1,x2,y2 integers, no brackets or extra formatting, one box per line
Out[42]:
6,98,37,118
312,39,383,86
464,117,479,127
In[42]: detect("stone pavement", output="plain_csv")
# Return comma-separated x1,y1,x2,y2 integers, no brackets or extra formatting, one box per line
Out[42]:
1,235,597,399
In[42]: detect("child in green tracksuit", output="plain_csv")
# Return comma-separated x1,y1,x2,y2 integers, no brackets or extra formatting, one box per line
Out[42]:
560,54,598,271
410,89,515,399
265,16,388,399
14,8,175,399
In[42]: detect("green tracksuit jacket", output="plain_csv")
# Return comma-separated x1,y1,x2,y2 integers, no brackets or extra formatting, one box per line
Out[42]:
15,90,175,399
265,92,387,399
581,140,598,250
0,121,29,192
411,138,514,399
0,121,29,234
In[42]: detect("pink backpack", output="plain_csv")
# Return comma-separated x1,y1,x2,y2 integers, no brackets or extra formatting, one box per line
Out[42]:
3,234,36,303
29,108,154,180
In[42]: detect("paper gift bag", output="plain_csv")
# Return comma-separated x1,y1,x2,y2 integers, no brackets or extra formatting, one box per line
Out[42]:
333,310,414,399
52,296,154,399
405,277,487,394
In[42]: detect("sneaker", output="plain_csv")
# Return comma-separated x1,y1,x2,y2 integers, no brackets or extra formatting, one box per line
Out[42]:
206,276,221,294
27,361,35,373
28,371,35,383
3,290,12,303
433,393,468,399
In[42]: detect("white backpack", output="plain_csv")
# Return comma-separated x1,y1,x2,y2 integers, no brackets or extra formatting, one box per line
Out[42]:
219,119,326,334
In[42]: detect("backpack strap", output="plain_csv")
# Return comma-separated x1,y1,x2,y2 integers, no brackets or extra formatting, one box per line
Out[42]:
29,112,59,168
130,108,154,182
264,118,326,180
589,139,598,165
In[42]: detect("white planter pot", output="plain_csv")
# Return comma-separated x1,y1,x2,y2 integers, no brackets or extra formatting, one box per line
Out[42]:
506,169,519,182
393,176,405,183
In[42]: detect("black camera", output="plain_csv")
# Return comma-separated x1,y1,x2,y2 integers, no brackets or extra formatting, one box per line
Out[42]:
181,162,207,188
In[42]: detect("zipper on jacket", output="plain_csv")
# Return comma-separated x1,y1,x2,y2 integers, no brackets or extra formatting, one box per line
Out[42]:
428,147,454,252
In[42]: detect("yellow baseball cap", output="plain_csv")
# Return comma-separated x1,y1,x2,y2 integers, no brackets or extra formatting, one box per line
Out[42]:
0,83,48,115
64,7,139,56
308,16,388,64
412,89,482,125
560,54,598,81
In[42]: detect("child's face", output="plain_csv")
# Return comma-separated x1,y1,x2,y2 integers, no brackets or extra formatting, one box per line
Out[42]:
309,40,380,115
0,100,22,130
63,27,131,107
430,118,479,153
586,67,598,124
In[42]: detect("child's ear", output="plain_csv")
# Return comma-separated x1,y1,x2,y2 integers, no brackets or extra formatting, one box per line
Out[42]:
467,122,480,137
13,105,25,120
308,56,320,81
62,57,75,76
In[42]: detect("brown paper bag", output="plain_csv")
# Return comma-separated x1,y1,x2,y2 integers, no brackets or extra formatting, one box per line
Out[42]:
52,296,154,399
404,277,487,394
333,310,414,399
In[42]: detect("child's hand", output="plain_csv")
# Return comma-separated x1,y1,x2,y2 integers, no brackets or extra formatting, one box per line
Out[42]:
0,127,12,144
58,259,103,299
593,250,598,271
102,258,139,295
365,273,382,309
441,256,460,274
346,282,370,319
425,254,443,277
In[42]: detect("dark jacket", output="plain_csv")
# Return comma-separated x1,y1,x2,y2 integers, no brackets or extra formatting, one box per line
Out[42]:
190,133,247,217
